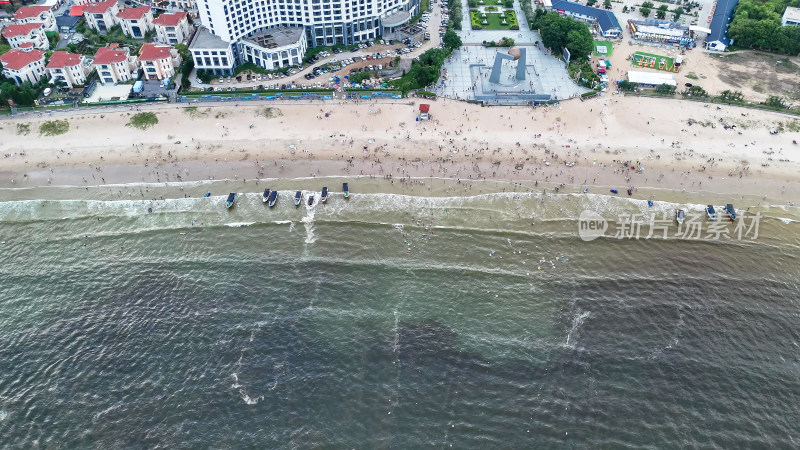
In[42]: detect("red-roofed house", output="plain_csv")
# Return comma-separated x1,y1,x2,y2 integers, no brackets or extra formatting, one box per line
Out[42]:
92,44,138,84
2,23,48,50
82,0,120,33
153,12,190,45
46,51,89,88
13,6,57,32
139,43,181,81
116,6,153,39
0,48,47,86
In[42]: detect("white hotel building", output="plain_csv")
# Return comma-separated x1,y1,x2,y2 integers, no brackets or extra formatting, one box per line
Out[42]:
190,0,420,75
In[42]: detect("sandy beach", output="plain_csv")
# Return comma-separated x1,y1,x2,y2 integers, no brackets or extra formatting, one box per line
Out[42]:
1,95,799,208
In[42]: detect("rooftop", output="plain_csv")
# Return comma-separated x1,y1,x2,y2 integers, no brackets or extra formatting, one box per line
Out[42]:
93,44,129,65
628,19,690,38
13,6,51,20
783,6,800,22
139,43,173,61
46,51,84,69
707,0,739,44
0,48,46,70
116,5,151,20
242,26,305,50
551,0,622,33
189,27,232,50
383,10,411,27
152,11,187,27
2,22,44,39
82,0,117,14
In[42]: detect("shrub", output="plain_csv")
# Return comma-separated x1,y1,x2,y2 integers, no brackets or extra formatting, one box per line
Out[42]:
127,112,159,130
39,120,69,136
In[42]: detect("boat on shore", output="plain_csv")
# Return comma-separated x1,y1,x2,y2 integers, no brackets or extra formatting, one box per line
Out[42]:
307,195,315,206
321,187,329,203
262,189,271,203
343,183,349,198
676,209,685,225
706,205,716,220
268,190,278,207
294,191,302,206
725,204,736,221
226,193,236,209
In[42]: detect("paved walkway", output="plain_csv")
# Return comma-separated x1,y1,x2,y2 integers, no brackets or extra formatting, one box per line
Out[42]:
439,0,589,104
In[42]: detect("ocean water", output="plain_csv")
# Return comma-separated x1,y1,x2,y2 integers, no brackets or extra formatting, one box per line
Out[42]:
1,181,799,448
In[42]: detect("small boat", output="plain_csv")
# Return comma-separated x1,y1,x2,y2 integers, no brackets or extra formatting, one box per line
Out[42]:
268,190,278,207
627,187,633,196
706,205,716,220
294,191,302,206
648,200,654,207
725,204,736,221
676,209,685,224
307,195,315,206
320,187,328,203
262,189,271,203
226,193,236,209
610,189,618,194
343,183,349,198
204,192,211,198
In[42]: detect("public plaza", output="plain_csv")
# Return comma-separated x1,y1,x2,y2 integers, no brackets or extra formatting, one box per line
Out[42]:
434,0,590,104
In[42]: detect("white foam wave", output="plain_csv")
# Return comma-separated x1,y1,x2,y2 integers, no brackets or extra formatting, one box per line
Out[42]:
225,222,255,227
565,310,591,349
777,217,798,224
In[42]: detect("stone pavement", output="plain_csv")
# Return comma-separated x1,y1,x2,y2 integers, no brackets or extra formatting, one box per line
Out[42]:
439,0,590,104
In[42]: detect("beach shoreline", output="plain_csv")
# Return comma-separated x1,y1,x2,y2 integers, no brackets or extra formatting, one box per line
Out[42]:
1,96,798,210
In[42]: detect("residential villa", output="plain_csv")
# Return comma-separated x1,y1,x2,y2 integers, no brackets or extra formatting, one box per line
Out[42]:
153,12,191,44
138,43,181,81
92,43,138,84
116,6,154,39
46,51,89,88
13,6,57,32
0,48,47,85
2,23,49,50
82,0,120,33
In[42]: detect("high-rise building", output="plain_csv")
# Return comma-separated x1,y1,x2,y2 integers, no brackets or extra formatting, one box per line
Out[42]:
189,0,419,75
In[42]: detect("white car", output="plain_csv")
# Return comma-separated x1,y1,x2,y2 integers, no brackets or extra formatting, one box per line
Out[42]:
218,77,224,83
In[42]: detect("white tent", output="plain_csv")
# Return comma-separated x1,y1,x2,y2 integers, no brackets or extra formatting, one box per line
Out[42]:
627,71,677,87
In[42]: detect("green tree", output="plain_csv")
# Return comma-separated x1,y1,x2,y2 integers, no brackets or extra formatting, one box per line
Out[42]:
618,80,638,91
656,4,668,19
603,0,612,8
586,0,597,6
443,30,462,50
673,7,684,21
765,95,786,108
682,85,708,97
640,1,653,17
655,83,676,95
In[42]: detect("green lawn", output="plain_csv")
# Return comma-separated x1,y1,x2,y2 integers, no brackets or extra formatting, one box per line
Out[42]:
470,10,519,30
593,40,613,57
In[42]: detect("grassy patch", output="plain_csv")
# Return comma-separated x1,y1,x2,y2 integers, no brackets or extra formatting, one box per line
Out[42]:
183,106,209,119
16,123,30,136
215,111,227,119
470,10,519,30
127,112,158,130
256,107,284,119
685,72,699,80
593,40,613,57
39,120,70,136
